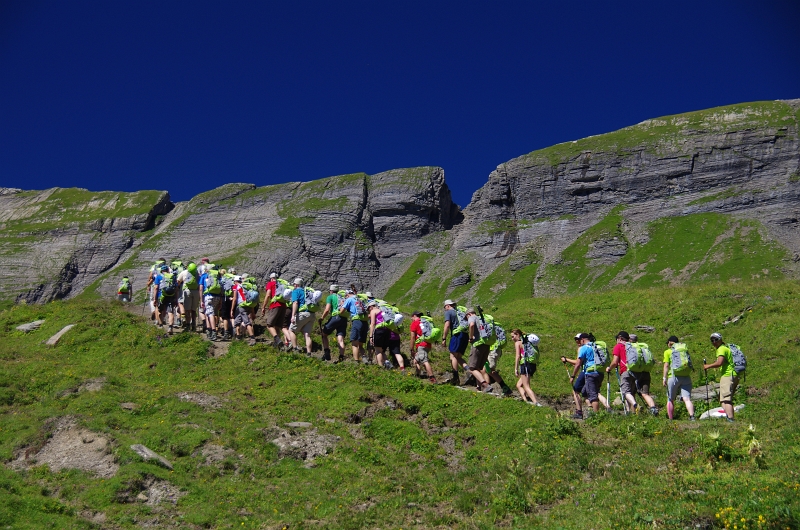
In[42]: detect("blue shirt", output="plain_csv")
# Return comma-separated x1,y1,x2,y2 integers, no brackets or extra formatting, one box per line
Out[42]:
578,344,596,373
291,287,305,305
153,273,163,299
198,273,208,292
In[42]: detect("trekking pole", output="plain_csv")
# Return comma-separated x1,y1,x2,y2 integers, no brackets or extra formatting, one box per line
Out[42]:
703,358,710,414
606,378,610,412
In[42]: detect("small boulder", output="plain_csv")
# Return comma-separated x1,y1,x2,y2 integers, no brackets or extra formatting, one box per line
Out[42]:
130,444,173,470
16,320,45,332
44,324,75,346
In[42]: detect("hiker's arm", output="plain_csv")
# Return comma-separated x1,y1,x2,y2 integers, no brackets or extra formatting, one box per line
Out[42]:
292,300,299,321
607,354,619,372
662,362,669,385
468,322,477,342
441,320,451,344
570,358,583,379
231,295,237,318
320,303,331,321
561,356,578,367
704,355,724,370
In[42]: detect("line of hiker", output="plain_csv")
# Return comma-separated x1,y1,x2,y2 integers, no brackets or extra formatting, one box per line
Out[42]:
561,330,746,422
131,259,746,419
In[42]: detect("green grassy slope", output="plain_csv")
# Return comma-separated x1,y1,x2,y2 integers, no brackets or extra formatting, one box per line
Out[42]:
1,278,798,528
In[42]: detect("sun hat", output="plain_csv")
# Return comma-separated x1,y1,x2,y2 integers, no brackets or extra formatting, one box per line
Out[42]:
444,299,455,306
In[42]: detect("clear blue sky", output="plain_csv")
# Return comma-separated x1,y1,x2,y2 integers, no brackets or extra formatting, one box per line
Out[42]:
1,1,799,208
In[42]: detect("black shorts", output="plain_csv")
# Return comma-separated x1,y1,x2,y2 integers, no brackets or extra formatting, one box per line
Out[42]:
373,327,391,349
388,339,402,357
581,371,604,402
519,362,537,376
220,297,233,319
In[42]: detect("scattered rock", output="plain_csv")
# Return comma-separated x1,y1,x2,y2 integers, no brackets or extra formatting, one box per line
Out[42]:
79,377,106,392
199,443,236,466
176,391,224,409
285,422,313,428
120,402,140,410
130,444,173,470
723,306,753,326
12,417,118,478
270,427,340,462
687,489,706,495
585,238,628,266
449,274,471,287
691,384,719,401
117,474,186,506
634,325,655,333
16,319,45,332
44,324,75,346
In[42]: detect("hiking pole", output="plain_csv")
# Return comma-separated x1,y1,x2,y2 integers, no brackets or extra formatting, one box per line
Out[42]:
606,378,610,412
616,367,628,414
703,358,710,414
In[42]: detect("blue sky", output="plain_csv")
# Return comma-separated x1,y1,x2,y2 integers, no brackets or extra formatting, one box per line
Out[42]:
1,1,799,208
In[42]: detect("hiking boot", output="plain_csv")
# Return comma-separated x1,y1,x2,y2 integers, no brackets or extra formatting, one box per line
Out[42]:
481,382,494,394
224,332,232,341
463,375,477,388
176,317,182,327
501,386,513,397
571,411,584,420
210,331,218,341
535,402,544,407
649,407,659,416
384,360,393,369
689,415,696,421
337,354,345,363
168,325,173,335
322,350,331,362
429,376,437,384
449,371,460,385
726,417,734,423
190,323,196,332
248,338,256,346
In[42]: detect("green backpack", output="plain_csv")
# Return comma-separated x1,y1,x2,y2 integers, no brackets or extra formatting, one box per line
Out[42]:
669,342,693,376
118,277,131,293
629,342,655,372
205,270,222,295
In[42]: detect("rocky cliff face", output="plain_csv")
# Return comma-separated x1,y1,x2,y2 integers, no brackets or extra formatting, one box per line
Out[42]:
0,188,173,303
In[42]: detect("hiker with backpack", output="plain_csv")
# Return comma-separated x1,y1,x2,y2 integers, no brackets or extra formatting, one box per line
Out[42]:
606,331,657,415
230,276,257,346
153,264,178,334
662,335,696,420
146,258,167,321
177,262,200,332
466,309,495,393
319,284,347,362
199,263,222,341
117,276,132,302
367,300,392,368
484,322,514,397
341,289,368,361
441,300,470,385
409,311,436,383
290,278,316,354
564,333,589,418
512,329,542,406
703,333,745,422
629,334,659,416
562,333,605,416
261,273,286,349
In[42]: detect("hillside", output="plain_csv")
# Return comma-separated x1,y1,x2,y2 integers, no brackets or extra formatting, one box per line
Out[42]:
1,279,798,528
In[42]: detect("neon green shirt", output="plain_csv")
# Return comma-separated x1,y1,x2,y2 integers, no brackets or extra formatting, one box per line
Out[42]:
715,344,735,378
663,347,692,378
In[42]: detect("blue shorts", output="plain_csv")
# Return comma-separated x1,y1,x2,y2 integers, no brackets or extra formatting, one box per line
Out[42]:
350,319,368,343
322,315,347,337
572,372,585,393
449,331,469,355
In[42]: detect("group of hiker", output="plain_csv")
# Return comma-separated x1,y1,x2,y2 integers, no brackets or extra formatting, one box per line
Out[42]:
118,258,746,422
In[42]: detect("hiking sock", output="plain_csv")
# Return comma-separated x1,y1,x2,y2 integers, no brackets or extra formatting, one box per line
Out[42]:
450,370,460,385
501,385,513,396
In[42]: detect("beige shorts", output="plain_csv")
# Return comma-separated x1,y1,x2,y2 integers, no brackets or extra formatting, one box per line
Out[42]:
719,375,740,403
290,311,315,335
487,348,502,370
414,346,430,364
182,289,200,312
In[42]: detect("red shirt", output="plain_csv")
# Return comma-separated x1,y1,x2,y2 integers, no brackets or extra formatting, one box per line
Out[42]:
232,284,245,305
410,319,430,348
265,280,283,309
613,342,628,374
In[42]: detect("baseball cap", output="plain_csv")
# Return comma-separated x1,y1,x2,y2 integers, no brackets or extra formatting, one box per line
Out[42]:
365,291,373,298
412,311,424,317
444,299,455,306
228,267,236,274
293,277,303,286
616,331,630,341
366,300,378,307
667,335,679,344
234,275,242,282
574,333,582,340
201,257,210,263
578,333,590,340
710,332,723,341
329,284,339,291
269,272,277,278
345,289,355,295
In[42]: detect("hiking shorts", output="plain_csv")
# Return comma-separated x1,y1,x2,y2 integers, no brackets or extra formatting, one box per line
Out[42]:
234,306,252,328
519,362,537,377
266,306,285,328
667,375,692,402
449,331,469,355
388,339,402,358
632,371,651,395
177,291,185,304
582,371,604,403
322,315,347,337
221,298,233,321
203,295,221,316
159,296,177,315
182,289,199,312
719,375,740,403
573,372,585,393
487,348,502,370
290,311,315,335
620,371,637,397
350,319,368,343
415,346,430,364
468,343,490,371
373,327,390,349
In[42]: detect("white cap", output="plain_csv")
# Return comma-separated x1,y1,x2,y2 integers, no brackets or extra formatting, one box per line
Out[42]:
365,291,373,298
269,272,277,278
330,284,339,291
228,267,236,274
233,275,242,282
293,277,303,286
444,299,455,306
